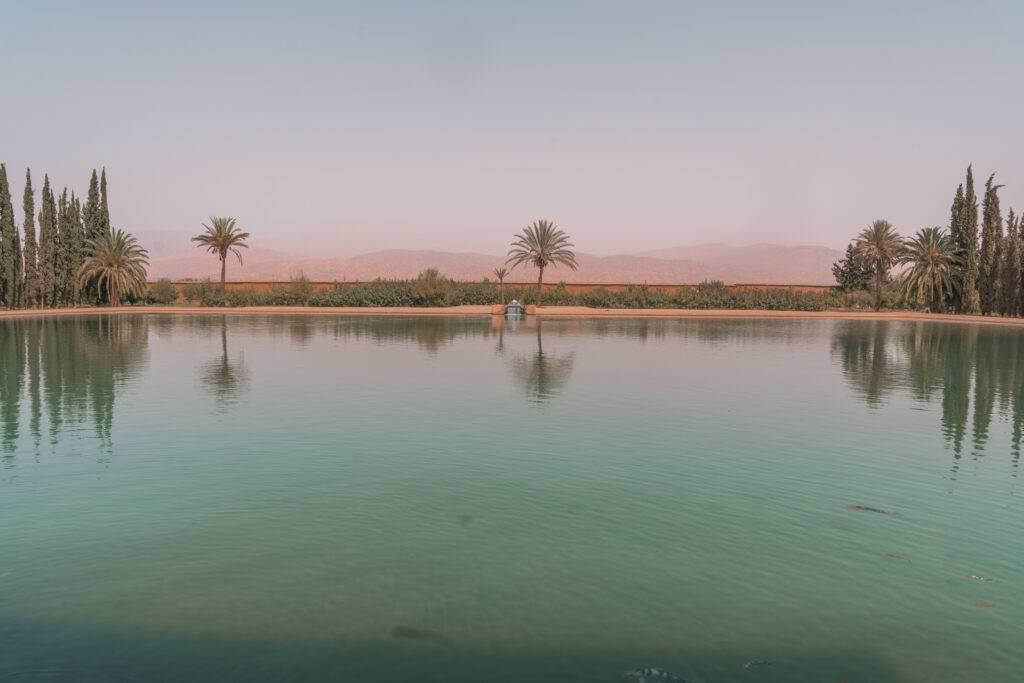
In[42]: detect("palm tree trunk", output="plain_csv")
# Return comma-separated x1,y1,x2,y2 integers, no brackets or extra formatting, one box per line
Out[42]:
874,263,883,311
536,266,544,307
111,283,119,308
220,254,227,291
499,281,505,304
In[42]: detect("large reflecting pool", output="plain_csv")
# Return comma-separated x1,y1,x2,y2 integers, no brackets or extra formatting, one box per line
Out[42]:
2,315,1022,682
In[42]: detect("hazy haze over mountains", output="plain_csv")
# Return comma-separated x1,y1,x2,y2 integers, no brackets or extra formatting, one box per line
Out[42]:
145,237,842,285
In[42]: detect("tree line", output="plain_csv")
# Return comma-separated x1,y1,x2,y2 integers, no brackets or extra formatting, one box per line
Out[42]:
834,165,1022,315
0,165,149,309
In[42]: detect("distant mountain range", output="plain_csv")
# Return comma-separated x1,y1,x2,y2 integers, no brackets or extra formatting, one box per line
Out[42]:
143,237,842,285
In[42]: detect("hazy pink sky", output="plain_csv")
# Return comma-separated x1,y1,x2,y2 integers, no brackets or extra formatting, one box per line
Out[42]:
2,1,1022,256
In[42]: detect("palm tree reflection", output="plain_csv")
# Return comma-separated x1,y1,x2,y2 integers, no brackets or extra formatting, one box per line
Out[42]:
200,317,250,410
509,322,575,403
832,321,1024,475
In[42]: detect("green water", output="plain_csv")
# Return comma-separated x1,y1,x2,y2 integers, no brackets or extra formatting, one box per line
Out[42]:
1,315,1022,682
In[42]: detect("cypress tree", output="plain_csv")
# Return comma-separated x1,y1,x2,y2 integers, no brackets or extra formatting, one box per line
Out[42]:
832,243,873,291
948,184,966,310
99,167,110,233
22,170,39,307
979,173,1004,315
55,189,70,305
83,170,102,242
0,164,18,308
37,175,56,306
71,194,84,304
81,170,102,302
1002,209,1022,316
960,166,981,314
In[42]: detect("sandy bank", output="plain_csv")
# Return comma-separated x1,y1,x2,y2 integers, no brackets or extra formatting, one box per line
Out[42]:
3,305,1024,327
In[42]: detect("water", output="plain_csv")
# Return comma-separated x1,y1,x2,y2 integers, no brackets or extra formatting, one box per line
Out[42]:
1,314,1022,682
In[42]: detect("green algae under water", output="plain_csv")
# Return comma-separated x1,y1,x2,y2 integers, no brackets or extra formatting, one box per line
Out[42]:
1,314,1022,682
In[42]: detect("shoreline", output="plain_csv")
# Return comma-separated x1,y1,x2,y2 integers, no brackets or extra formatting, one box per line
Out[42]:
2,305,1024,326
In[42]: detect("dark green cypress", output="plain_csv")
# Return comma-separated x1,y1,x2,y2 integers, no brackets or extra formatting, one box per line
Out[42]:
81,170,102,302
55,189,70,305
960,166,981,314
83,170,101,242
99,167,110,233
979,173,1004,315
0,164,18,309
37,175,56,306
948,184,966,310
1002,209,1022,316
64,193,84,306
832,243,873,291
22,170,39,307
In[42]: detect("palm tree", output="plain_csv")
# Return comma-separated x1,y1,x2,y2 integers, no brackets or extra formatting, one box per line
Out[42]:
493,267,509,304
77,229,149,307
506,220,578,307
854,219,904,311
897,227,962,312
192,217,250,289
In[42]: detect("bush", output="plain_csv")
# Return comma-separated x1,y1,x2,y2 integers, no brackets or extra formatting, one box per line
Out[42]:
146,279,179,304
182,280,216,304
289,273,314,305
177,271,832,311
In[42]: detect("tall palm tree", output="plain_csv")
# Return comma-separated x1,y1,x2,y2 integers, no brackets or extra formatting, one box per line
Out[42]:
897,227,961,312
854,219,904,311
192,217,250,289
506,220,578,307
77,229,149,307
493,267,509,304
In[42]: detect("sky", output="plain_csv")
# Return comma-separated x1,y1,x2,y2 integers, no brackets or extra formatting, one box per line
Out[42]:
1,0,1022,257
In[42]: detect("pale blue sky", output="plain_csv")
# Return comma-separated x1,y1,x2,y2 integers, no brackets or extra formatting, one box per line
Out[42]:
1,1,1021,255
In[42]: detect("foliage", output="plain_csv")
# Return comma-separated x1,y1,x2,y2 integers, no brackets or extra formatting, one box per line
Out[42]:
978,173,1005,314
897,227,961,311
506,219,578,305
21,169,40,306
192,216,250,286
1001,210,1022,316
146,278,179,304
959,165,981,313
78,228,150,306
854,219,905,311
38,175,56,306
832,243,873,291
493,267,508,303
288,272,314,305
0,164,18,308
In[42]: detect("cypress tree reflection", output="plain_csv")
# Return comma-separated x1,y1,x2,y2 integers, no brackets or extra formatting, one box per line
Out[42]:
0,319,26,458
0,315,149,457
833,321,1024,468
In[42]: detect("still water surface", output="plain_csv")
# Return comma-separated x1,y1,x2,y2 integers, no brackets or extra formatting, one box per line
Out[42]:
1,315,1022,682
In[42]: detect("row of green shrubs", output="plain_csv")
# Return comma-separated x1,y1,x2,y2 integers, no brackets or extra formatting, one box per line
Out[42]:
145,271,832,311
